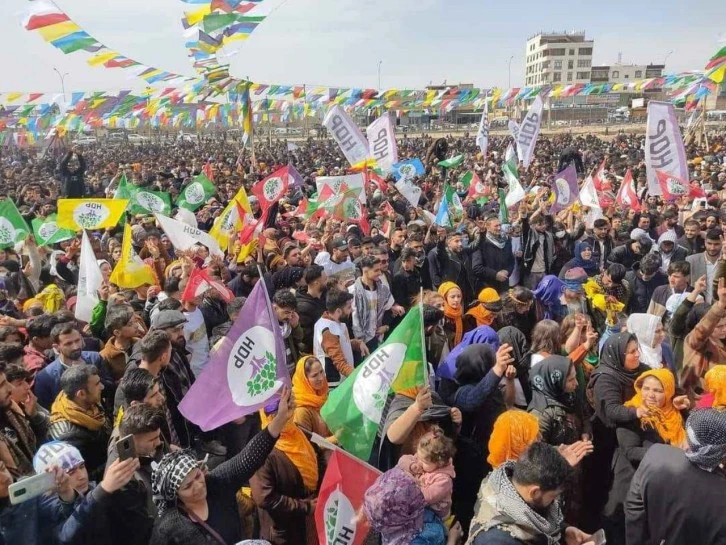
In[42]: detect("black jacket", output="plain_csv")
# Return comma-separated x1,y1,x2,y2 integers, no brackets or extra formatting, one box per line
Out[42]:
295,288,326,353
427,239,475,304
471,237,514,294
59,151,87,198
391,267,422,308
608,242,644,271
200,296,229,338
676,235,705,256
521,216,555,275
624,268,668,314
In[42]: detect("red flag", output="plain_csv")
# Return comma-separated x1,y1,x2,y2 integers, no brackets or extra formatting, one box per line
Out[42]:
182,268,234,303
315,450,381,545
367,171,389,193
380,200,395,218
656,170,689,202
251,166,291,212
350,204,371,236
615,169,641,212
202,162,214,182
466,172,490,200
592,159,606,191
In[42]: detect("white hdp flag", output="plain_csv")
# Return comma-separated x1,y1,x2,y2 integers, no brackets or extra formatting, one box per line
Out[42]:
323,105,371,167
503,144,525,207
366,114,398,173
516,95,544,168
645,101,688,197
395,178,422,207
508,120,521,144
154,213,223,257
475,97,489,157
75,231,103,323
579,176,601,209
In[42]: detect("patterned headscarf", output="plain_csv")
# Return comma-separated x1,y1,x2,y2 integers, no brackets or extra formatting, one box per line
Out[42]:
363,467,426,545
152,449,200,515
685,409,726,472
529,356,574,413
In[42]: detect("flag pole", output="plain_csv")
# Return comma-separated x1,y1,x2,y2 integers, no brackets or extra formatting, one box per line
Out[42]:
419,288,428,386
304,429,382,475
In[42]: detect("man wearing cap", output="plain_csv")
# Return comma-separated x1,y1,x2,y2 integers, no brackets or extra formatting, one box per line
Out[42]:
607,230,654,271
314,236,355,279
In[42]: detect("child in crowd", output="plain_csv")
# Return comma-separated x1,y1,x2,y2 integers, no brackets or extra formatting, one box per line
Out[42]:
397,426,457,519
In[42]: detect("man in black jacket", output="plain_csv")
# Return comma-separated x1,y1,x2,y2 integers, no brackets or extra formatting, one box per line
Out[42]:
676,218,705,256
59,147,87,198
471,215,514,294
583,218,615,272
427,229,475,305
625,253,668,314
608,232,653,271
391,247,421,308
295,265,327,354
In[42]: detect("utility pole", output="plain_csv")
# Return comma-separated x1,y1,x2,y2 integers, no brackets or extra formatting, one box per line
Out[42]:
53,68,69,101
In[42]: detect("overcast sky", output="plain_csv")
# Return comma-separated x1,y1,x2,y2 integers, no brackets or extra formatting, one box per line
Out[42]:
3,0,724,94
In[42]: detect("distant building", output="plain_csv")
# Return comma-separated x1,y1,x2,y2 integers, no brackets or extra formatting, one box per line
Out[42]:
590,63,665,84
525,31,594,87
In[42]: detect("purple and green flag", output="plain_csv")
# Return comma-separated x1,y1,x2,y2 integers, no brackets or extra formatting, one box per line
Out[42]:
178,280,290,431
550,163,578,214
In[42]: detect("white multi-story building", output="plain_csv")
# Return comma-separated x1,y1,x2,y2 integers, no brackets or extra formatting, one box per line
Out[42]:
590,63,665,84
524,31,594,87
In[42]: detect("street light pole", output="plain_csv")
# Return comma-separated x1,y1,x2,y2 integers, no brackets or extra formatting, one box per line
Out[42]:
507,55,514,88
664,49,674,68
377,60,382,91
53,67,68,101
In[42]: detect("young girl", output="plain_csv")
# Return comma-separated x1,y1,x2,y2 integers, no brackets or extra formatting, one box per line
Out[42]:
397,426,456,519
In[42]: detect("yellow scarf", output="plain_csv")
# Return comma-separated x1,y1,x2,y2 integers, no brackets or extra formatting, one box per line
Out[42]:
50,392,106,432
624,369,685,446
438,282,463,346
260,409,319,491
34,284,65,313
292,356,328,410
704,366,726,409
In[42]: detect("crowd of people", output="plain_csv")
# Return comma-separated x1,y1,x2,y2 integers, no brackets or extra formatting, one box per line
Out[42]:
0,123,725,545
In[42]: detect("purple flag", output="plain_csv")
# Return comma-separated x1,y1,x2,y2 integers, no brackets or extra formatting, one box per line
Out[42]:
178,280,290,431
550,164,578,214
287,164,304,189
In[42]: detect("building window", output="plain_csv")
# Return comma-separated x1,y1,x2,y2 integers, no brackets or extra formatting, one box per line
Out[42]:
577,59,591,68
550,48,565,56
569,48,575,55
578,48,592,55
577,71,590,79
624,74,629,79
568,60,574,69
635,70,642,78
567,72,573,82
553,72,562,82
554,60,562,69
612,71,619,78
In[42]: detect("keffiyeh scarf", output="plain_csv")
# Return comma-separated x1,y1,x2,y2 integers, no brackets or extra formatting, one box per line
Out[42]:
152,449,199,515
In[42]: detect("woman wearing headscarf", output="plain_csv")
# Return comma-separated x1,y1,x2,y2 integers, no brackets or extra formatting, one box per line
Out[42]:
464,288,501,329
559,241,599,280
626,313,675,372
604,369,686,542
528,356,588,447
439,342,513,533
437,282,465,348
250,393,320,545
532,275,566,322
149,389,291,545
291,356,331,440
436,325,500,382
699,365,726,409
487,410,540,468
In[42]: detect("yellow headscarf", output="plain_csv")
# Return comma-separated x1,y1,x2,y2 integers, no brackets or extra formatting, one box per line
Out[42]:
438,282,463,346
33,284,65,313
466,288,501,327
487,410,540,468
292,356,328,410
624,369,685,446
260,406,319,491
704,366,726,409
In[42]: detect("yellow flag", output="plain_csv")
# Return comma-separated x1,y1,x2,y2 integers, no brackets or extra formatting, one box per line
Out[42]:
57,199,129,231
234,185,252,215
209,198,243,252
237,239,258,263
109,224,157,288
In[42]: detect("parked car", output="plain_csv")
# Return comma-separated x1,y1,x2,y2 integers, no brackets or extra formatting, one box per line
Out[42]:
72,136,97,145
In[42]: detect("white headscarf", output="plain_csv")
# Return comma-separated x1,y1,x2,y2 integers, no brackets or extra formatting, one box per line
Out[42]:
626,313,663,369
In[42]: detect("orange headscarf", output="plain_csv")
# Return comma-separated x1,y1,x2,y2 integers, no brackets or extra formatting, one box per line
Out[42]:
624,369,685,446
704,366,726,409
260,407,319,491
292,356,328,410
487,410,540,468
438,282,463,346
466,288,501,327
